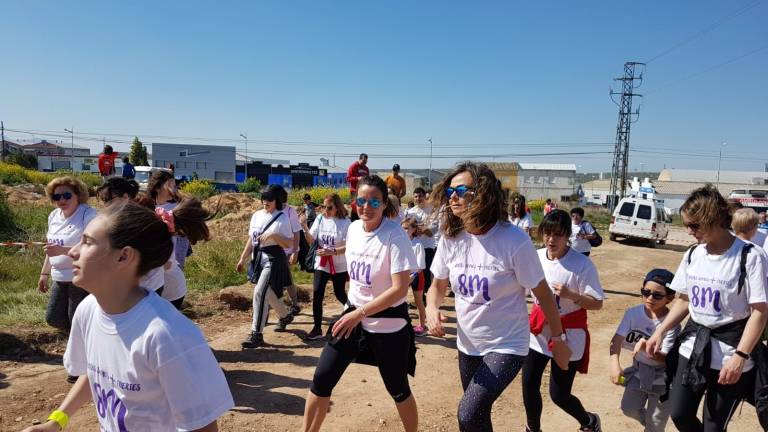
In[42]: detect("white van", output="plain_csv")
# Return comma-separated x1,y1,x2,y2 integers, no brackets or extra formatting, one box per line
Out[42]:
134,166,172,191
609,196,670,247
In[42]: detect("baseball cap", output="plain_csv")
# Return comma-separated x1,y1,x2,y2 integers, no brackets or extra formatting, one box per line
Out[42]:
393,164,400,171
643,269,675,288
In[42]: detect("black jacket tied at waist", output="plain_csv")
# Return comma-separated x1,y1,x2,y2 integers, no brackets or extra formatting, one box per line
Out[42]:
327,302,417,377
664,317,768,428
248,245,290,298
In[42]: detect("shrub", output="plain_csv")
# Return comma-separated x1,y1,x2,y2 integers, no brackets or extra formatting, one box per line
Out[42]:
287,187,351,206
180,179,217,200
0,191,20,240
0,163,31,185
527,199,546,212
237,177,262,194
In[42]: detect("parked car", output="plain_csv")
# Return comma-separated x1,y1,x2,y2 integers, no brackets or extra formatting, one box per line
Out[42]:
609,196,670,247
134,166,172,191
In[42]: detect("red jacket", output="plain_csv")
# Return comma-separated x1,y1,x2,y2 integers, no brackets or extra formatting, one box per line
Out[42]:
98,153,118,176
346,161,370,192
529,304,590,373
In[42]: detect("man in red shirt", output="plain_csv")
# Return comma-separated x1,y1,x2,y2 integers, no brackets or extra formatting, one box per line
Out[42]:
97,145,118,179
346,153,370,200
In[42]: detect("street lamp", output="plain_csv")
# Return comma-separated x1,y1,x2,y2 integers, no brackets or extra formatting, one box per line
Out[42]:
427,137,433,188
239,133,248,177
716,141,727,187
64,128,74,171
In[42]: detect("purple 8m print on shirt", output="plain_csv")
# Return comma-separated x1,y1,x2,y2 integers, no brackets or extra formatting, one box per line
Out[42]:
94,382,128,432
690,285,722,313
457,274,491,302
349,260,372,285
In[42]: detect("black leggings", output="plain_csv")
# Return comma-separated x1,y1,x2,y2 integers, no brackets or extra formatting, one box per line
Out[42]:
312,270,348,328
311,325,412,402
424,247,436,291
521,348,591,430
45,281,89,332
668,354,753,432
457,351,526,432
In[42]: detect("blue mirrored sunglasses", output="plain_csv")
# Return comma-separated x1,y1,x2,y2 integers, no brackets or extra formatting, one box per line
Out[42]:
355,197,381,209
445,185,473,198
52,192,74,201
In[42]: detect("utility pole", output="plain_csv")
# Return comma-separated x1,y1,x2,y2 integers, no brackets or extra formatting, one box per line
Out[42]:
64,128,74,171
239,133,248,177
1,121,5,162
716,141,727,187
608,62,644,212
427,137,433,188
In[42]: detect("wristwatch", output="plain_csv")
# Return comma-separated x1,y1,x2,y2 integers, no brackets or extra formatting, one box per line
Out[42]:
550,333,567,343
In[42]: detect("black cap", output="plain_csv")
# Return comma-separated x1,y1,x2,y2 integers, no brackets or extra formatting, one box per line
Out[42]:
393,164,400,171
644,269,675,288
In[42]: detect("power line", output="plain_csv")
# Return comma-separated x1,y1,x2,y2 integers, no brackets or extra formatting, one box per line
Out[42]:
645,0,764,64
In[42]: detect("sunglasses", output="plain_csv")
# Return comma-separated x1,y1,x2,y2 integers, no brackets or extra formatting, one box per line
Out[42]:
52,192,74,201
445,185,474,199
684,222,701,231
355,197,381,209
640,288,669,300
321,205,334,210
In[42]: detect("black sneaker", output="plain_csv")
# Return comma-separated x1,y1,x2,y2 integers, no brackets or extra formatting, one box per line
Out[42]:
66,375,78,384
306,327,325,340
579,413,601,432
290,305,301,316
241,331,264,349
275,314,294,332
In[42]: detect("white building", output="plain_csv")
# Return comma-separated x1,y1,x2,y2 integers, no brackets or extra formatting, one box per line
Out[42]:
658,169,768,185
151,143,236,183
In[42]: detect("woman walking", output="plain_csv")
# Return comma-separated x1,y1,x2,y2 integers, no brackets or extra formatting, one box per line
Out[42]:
509,194,533,235
426,162,571,432
303,175,419,432
301,193,351,340
522,209,604,432
237,185,295,349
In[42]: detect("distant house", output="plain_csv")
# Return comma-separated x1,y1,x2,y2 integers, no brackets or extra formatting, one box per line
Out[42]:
485,162,577,201
23,140,90,157
658,168,768,185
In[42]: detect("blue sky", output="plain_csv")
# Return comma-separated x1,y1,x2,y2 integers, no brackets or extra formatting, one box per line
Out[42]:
1,1,766,172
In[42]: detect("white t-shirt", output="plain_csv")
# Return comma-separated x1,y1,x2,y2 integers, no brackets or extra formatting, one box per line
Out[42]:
64,292,233,432
751,230,768,254
345,218,418,333
570,222,595,254
139,267,165,292
309,216,351,273
249,210,293,268
410,238,426,271
616,304,680,368
671,238,768,371
47,205,98,282
510,214,533,231
529,248,604,361
431,222,545,356
162,262,187,301
404,205,437,249
282,205,302,255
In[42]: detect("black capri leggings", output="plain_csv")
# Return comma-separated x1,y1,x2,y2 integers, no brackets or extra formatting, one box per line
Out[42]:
668,354,753,431
45,281,89,332
457,351,526,432
312,270,348,328
311,325,412,403
521,348,591,431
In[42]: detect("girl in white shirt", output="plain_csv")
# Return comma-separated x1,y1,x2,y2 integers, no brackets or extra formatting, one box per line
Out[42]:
645,185,768,431
508,194,533,235
300,193,352,340
303,175,419,432
22,200,232,432
522,209,604,432
425,162,571,432
39,177,98,334
237,184,296,349
401,217,428,336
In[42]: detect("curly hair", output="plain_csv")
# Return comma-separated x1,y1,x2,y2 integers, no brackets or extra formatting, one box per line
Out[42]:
430,161,508,238
45,176,90,204
680,184,732,230
508,193,527,219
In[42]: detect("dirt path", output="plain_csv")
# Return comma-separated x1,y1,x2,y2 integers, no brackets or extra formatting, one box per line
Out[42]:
1,230,761,431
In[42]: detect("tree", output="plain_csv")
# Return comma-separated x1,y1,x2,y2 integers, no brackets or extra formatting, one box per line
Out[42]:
7,152,38,169
129,137,149,165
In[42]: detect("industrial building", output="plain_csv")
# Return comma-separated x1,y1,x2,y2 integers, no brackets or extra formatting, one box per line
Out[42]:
150,143,237,184
485,162,577,201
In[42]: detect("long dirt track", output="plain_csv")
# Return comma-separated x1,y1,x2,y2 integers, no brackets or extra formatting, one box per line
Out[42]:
1,229,761,431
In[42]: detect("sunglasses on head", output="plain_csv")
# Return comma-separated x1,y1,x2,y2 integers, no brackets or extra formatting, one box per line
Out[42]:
52,192,74,201
640,288,669,300
355,197,381,209
445,185,474,199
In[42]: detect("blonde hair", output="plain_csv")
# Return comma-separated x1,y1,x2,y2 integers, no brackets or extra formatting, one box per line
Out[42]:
45,176,90,204
732,208,759,235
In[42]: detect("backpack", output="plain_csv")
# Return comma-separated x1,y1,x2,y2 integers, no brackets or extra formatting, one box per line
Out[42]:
304,216,323,273
583,221,603,248
687,242,753,295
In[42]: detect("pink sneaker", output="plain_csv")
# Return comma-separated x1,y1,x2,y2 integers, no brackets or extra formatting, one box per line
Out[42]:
413,325,428,337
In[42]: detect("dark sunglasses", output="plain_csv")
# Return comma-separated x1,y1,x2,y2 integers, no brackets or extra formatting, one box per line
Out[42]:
684,222,701,231
640,288,669,300
355,197,381,209
445,185,474,199
321,205,335,210
52,192,74,201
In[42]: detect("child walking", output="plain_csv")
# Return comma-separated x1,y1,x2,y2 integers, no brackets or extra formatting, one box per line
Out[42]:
402,217,428,336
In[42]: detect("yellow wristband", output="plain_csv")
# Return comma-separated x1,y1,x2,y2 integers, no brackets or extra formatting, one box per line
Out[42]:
47,410,69,430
